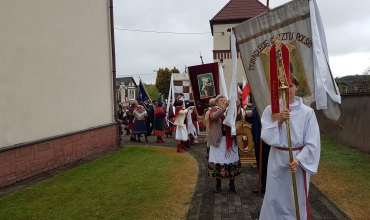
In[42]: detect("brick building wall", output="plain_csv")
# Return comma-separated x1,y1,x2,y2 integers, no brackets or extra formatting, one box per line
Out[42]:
0,123,119,188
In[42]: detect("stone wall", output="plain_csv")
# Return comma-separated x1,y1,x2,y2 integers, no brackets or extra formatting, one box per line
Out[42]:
316,93,370,153
0,123,119,188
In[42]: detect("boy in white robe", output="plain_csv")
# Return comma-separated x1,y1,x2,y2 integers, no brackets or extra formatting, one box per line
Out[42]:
259,76,320,220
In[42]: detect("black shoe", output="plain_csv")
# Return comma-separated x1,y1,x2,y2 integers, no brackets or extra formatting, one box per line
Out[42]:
253,188,265,194
214,188,221,193
229,185,238,193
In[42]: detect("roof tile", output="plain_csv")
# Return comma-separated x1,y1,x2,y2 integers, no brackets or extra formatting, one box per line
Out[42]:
211,0,267,21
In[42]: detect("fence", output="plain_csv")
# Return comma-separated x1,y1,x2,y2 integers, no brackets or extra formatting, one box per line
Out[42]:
315,93,370,153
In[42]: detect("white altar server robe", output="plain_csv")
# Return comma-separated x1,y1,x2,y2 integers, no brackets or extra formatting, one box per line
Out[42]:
259,97,321,220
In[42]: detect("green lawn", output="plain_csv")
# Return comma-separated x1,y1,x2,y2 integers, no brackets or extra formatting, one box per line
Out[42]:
311,135,370,219
320,135,370,191
0,146,188,220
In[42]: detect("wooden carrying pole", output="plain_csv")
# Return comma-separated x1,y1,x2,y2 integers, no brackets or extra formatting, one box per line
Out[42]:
276,42,300,219
258,138,263,197
280,87,300,220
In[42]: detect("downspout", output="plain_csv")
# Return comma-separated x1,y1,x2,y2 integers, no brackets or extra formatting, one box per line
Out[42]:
108,0,123,146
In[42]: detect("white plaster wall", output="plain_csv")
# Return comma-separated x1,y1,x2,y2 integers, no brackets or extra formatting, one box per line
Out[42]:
0,0,114,148
213,24,247,95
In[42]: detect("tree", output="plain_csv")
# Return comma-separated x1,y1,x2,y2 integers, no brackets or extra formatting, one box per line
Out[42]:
155,67,180,97
362,67,370,75
144,83,161,101
171,67,180,74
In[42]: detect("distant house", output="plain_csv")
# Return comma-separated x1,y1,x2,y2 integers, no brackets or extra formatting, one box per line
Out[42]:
210,0,267,92
0,1,120,188
116,77,138,106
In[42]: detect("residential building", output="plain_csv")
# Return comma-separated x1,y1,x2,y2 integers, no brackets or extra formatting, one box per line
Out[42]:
210,0,267,92
0,0,119,188
116,77,138,106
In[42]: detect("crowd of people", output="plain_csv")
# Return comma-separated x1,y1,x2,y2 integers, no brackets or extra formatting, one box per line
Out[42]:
117,95,200,147
117,75,321,219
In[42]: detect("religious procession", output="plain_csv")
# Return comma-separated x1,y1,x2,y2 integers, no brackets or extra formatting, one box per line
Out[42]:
1,0,368,220
112,0,346,218
113,0,350,219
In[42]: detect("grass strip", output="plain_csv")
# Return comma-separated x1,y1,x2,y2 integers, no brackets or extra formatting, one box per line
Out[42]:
311,135,370,219
0,146,197,220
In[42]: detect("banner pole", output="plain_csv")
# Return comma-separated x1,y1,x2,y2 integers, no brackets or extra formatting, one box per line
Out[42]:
276,42,300,220
281,87,300,220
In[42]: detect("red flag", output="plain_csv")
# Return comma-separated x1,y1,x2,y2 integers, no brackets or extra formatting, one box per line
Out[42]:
242,83,250,106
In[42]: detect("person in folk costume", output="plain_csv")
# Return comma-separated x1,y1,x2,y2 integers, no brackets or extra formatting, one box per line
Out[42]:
259,75,320,220
122,105,130,135
205,95,242,193
132,100,148,142
185,101,198,146
148,100,155,135
143,98,153,136
128,101,136,141
165,102,176,138
204,98,216,161
162,103,169,137
173,99,193,152
152,102,166,143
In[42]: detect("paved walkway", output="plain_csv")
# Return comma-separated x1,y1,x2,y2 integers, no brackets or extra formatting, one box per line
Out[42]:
183,138,350,220
0,134,350,220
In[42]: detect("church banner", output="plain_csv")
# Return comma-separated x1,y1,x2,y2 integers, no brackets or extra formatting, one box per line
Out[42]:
233,0,342,124
137,80,150,102
188,62,220,116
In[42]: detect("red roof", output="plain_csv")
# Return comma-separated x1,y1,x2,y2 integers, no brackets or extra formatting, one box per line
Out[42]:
210,0,267,34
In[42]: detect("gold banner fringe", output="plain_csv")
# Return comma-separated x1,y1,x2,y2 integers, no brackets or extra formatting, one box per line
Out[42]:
271,113,280,122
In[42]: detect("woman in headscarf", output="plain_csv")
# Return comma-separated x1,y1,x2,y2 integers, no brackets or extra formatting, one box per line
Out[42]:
205,95,242,193
132,100,148,142
152,102,166,143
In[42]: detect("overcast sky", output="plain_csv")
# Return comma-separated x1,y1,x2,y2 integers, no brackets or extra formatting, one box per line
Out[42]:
114,0,370,84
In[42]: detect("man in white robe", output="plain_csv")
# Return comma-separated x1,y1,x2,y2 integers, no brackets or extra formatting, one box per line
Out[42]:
259,78,321,220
